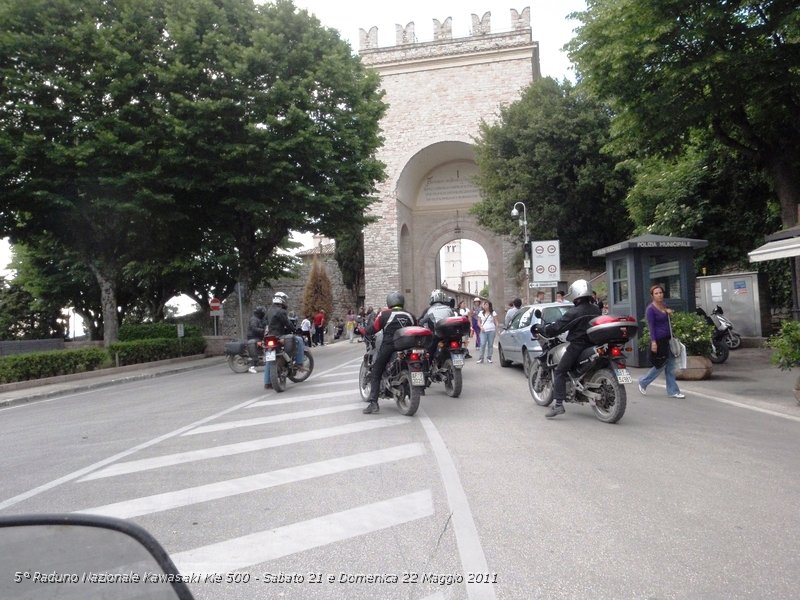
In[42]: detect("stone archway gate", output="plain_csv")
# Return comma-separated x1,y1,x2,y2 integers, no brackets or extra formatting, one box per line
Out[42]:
359,8,540,314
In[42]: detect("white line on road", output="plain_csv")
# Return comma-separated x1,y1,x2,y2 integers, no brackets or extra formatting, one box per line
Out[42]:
184,403,367,435
247,390,351,408
76,443,426,519
78,418,411,481
171,490,434,575
419,409,496,600
297,378,359,390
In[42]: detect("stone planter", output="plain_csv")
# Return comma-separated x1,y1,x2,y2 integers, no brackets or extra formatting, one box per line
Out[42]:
676,356,713,381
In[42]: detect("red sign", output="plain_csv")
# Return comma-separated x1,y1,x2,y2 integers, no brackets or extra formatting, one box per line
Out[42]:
210,297,222,313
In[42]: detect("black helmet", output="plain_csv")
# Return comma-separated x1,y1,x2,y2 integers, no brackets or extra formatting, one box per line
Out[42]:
429,289,447,305
386,291,405,309
254,305,266,318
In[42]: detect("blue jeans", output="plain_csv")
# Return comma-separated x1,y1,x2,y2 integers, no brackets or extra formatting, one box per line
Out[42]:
638,353,681,396
479,330,496,360
264,335,305,385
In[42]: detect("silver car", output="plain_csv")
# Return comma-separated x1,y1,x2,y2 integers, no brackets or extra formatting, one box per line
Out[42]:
497,302,572,375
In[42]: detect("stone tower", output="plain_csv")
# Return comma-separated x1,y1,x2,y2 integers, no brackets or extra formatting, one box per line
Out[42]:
359,7,539,313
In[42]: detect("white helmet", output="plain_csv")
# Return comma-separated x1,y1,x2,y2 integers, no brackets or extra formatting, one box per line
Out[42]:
272,291,288,307
567,279,591,301
430,289,448,305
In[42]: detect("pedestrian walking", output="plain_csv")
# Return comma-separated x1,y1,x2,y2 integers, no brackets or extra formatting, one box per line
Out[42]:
476,300,497,364
637,284,685,399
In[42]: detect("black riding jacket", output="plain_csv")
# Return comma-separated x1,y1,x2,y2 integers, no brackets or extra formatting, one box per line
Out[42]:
365,308,415,346
265,304,294,337
542,300,601,344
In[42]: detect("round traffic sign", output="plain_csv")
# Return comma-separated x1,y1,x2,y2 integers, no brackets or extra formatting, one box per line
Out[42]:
210,297,222,311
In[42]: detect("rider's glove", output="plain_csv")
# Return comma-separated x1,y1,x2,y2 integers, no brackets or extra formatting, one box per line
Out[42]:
530,323,542,336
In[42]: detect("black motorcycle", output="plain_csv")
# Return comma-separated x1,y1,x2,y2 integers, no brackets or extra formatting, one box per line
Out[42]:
359,326,432,416
224,339,261,373
528,312,637,424
426,315,470,397
696,307,730,364
262,334,314,392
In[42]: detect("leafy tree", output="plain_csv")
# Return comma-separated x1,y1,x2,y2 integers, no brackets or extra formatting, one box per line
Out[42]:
334,227,365,295
472,77,634,268
568,0,800,229
0,276,67,340
302,256,333,317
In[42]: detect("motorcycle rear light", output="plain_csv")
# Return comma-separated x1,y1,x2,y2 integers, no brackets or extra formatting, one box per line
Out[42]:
449,340,461,349
409,352,422,361
609,346,623,358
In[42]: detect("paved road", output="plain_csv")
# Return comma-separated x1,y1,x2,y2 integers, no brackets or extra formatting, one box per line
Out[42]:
1,342,799,599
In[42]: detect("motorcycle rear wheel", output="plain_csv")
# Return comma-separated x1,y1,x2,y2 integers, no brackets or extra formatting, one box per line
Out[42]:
443,359,462,398
227,354,250,374
725,332,742,350
396,371,421,416
358,359,372,401
710,342,729,364
288,350,314,382
528,361,553,406
269,361,287,392
588,369,626,424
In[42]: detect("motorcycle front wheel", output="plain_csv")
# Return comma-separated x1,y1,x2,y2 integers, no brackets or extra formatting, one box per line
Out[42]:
725,332,742,350
358,358,372,401
443,359,462,398
269,361,287,392
710,341,729,364
396,371,421,416
588,369,626,424
288,350,315,382
227,354,249,374
528,360,553,406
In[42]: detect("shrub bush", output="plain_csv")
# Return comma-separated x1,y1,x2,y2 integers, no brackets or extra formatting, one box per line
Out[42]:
118,323,203,341
109,337,206,366
0,347,109,384
638,311,713,357
767,319,800,371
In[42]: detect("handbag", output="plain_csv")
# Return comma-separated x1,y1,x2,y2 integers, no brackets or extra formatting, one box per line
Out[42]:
668,314,682,358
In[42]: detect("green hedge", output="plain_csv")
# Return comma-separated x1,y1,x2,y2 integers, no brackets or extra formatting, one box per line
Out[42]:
118,323,203,341
0,347,109,384
108,337,206,366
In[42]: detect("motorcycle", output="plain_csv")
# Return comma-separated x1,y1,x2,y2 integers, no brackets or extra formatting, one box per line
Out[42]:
527,311,638,424
696,307,731,364
224,339,262,373
426,315,470,397
262,334,314,392
712,305,741,349
359,326,432,416
0,513,195,599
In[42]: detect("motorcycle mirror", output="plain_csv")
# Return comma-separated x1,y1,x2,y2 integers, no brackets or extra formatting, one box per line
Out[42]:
533,309,542,319
0,513,195,599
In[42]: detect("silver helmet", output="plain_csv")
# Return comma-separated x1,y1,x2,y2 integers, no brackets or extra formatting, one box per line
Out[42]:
567,279,592,301
429,289,448,305
272,291,288,307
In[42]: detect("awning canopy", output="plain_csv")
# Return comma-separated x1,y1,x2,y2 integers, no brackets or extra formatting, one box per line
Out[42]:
749,225,800,263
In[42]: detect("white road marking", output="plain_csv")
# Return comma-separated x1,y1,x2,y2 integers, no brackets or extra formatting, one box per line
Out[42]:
78,418,410,481
76,443,426,519
297,378,359,390
172,490,434,575
247,390,350,408
419,409,496,600
184,403,369,435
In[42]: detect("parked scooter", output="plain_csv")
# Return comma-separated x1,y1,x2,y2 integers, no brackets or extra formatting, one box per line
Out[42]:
425,315,470,397
359,326,432,416
712,305,741,349
0,513,195,599
262,334,314,392
695,307,730,364
527,311,637,424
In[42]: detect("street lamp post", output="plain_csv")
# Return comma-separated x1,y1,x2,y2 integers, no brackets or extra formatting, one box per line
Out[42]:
511,202,530,303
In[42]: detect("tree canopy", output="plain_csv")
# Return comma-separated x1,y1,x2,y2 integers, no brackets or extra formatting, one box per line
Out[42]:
0,0,386,343
568,0,800,229
472,77,634,268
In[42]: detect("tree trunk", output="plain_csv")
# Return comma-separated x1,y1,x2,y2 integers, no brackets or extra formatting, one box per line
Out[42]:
767,154,800,229
89,265,119,347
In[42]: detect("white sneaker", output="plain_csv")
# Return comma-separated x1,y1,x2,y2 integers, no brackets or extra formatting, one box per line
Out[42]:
248,366,257,374
476,359,483,364
638,382,646,395
669,393,686,399
487,358,493,363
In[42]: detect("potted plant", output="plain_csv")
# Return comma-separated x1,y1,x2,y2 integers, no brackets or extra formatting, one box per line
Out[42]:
766,319,800,404
639,311,714,380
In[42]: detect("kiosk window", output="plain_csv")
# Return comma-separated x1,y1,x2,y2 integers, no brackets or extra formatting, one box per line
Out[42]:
612,259,629,303
649,255,682,299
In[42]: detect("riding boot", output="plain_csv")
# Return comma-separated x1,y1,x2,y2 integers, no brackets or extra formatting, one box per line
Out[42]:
545,401,565,418
363,401,379,414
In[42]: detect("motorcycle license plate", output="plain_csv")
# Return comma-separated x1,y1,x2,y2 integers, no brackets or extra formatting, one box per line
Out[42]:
451,354,465,368
410,371,425,386
615,368,632,384
264,350,276,362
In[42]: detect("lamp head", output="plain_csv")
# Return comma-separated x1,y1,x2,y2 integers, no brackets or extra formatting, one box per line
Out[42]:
510,207,519,217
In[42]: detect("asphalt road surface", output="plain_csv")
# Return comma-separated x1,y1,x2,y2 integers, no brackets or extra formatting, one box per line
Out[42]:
1,343,799,599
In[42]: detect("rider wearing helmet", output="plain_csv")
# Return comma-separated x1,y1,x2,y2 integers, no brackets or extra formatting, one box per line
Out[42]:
263,292,306,390
531,279,601,418
360,291,416,414
246,305,268,373
418,289,455,331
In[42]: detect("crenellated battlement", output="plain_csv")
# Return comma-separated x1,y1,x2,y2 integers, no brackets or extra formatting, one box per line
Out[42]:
359,7,530,51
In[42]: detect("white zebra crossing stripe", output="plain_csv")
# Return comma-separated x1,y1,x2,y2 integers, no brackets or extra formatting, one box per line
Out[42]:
171,490,434,575
247,390,350,408
293,378,359,390
78,418,410,481
184,403,366,435
75,443,426,519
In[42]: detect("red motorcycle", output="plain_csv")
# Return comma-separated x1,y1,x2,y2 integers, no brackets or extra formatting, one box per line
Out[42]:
262,334,314,392
426,315,470,397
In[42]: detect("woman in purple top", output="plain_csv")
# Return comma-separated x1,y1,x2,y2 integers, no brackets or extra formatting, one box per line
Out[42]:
637,284,685,398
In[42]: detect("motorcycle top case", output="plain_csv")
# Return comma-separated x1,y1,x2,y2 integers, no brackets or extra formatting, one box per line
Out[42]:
434,316,470,339
393,326,433,350
587,315,638,344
